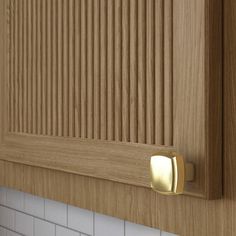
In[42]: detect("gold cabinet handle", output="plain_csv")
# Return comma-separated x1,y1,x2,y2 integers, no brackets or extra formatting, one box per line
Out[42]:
150,152,194,195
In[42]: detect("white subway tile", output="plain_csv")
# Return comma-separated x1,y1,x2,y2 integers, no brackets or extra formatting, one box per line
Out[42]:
6,189,24,211
6,231,21,236
95,213,124,236
68,205,93,235
0,189,177,236
161,231,178,236
0,206,15,230
15,212,34,236
0,227,6,236
125,222,160,236
34,218,55,236
45,199,67,226
0,187,7,205
24,193,44,218
56,226,80,236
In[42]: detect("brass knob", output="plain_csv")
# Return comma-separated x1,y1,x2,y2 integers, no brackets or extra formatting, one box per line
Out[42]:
150,152,194,195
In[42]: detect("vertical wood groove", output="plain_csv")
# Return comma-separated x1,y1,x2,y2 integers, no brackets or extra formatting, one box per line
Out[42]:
107,0,114,141
9,0,14,132
121,0,130,142
52,0,58,136
146,0,155,144
23,0,27,133
87,0,94,139
18,0,23,133
27,0,32,133
164,0,173,145
129,0,138,143
36,0,39,134
57,0,62,136
63,0,69,137
8,0,173,146
93,0,100,140
74,0,81,138
80,0,87,138
137,0,146,143
68,0,75,137
100,0,107,140
46,0,51,135
114,0,122,142
32,0,37,134
14,0,18,132
154,0,164,145
41,0,46,135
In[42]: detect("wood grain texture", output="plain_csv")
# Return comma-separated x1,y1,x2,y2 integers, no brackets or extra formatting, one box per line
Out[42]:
0,0,6,142
0,133,176,189
7,0,172,145
0,31,232,235
0,0,222,199
0,0,231,235
173,0,222,197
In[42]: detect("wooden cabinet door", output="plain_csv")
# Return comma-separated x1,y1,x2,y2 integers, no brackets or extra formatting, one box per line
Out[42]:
0,0,222,200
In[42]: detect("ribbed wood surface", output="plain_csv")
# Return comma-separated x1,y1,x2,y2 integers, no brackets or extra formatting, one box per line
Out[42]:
7,0,173,145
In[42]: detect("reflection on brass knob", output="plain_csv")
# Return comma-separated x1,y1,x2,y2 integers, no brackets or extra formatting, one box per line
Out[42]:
150,152,194,195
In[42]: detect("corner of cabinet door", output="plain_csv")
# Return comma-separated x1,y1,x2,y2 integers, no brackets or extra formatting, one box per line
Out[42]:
173,0,223,199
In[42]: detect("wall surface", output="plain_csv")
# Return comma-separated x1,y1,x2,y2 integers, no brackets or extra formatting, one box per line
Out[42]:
0,187,176,236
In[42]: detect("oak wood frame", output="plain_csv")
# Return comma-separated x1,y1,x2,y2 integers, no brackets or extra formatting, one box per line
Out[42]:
0,0,222,218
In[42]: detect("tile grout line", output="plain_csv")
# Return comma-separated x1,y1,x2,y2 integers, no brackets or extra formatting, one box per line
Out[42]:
67,204,69,227
0,225,25,236
0,204,91,236
0,187,171,236
14,208,16,232
93,212,95,236
43,198,46,219
0,201,166,236
124,220,126,236
33,217,35,236
23,193,26,211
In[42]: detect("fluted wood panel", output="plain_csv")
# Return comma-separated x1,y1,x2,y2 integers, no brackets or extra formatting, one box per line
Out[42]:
7,0,173,145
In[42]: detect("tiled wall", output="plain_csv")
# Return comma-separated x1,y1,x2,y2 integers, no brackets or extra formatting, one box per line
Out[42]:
0,187,177,236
